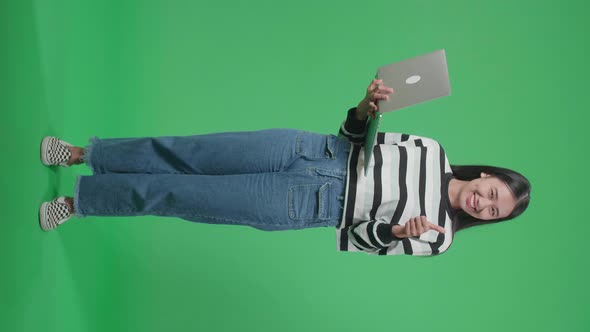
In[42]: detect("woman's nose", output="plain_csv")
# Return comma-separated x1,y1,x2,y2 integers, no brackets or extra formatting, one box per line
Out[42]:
479,196,490,209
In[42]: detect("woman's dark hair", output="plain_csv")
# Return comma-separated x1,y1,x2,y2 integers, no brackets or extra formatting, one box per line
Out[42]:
449,165,531,233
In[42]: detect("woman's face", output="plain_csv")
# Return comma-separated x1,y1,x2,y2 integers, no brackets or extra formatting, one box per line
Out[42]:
460,173,517,220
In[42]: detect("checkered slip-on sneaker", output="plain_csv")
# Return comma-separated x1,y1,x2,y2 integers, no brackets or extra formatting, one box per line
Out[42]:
39,196,73,231
40,136,74,167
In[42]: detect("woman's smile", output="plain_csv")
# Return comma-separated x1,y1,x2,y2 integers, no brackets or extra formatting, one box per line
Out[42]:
467,193,477,211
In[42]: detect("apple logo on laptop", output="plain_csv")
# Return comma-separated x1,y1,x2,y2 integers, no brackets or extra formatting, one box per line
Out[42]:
406,75,421,84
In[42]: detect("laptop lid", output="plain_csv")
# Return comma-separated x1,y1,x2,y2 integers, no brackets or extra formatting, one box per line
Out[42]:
362,49,451,176
375,49,451,113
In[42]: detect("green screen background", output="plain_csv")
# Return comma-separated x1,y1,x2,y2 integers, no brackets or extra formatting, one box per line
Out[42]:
2,0,588,331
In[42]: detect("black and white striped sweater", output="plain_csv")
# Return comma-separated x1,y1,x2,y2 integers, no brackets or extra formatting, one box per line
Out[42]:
336,107,456,256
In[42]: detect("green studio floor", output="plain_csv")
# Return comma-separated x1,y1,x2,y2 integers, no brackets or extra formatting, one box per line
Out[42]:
2,1,589,331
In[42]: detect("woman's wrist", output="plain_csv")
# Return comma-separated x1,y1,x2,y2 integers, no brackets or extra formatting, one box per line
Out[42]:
391,225,406,239
355,104,368,121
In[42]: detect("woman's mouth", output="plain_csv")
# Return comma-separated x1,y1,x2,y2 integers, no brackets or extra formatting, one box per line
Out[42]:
466,193,476,211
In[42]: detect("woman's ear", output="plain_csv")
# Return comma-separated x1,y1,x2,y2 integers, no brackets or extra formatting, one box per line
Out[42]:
480,172,491,178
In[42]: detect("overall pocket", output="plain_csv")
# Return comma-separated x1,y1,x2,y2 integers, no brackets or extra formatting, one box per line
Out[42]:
288,182,331,221
295,131,340,160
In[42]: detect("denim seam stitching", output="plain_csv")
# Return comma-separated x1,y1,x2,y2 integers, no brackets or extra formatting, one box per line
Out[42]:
79,210,341,227
94,210,265,226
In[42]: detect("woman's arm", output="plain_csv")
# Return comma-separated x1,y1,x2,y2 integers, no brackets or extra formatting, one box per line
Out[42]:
337,79,394,143
392,216,446,239
347,217,446,253
347,219,404,251
356,78,394,120
337,107,368,144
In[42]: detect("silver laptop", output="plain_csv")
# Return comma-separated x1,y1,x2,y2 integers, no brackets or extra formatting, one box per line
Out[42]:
363,49,451,176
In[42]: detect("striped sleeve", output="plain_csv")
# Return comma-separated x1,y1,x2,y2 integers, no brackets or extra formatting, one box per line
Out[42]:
406,237,446,256
348,221,450,256
347,219,404,252
337,107,367,144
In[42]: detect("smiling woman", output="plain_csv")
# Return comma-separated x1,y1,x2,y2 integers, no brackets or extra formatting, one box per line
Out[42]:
38,78,532,258
447,165,531,233
333,79,532,256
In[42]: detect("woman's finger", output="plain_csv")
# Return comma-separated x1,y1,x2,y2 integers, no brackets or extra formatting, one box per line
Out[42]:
368,79,382,92
378,86,394,94
419,216,429,228
428,222,446,234
410,219,417,237
416,218,425,235
370,93,389,102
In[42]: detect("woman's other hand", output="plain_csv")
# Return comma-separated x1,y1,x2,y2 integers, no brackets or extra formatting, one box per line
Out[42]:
356,79,394,121
392,216,446,239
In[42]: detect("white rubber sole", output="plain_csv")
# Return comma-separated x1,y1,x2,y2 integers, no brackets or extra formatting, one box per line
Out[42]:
40,136,52,166
39,201,52,231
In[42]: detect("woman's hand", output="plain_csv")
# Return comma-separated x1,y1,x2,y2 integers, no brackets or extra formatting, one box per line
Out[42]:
356,79,395,120
392,216,446,239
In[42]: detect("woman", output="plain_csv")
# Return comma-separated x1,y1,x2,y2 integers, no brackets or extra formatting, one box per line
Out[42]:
39,79,531,256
